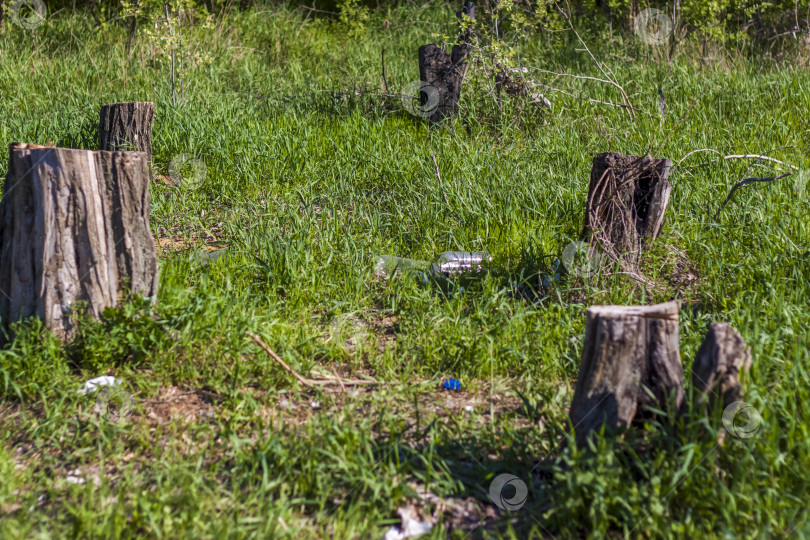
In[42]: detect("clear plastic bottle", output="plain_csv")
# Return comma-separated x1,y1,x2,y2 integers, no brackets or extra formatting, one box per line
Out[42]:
434,251,491,274
373,255,432,278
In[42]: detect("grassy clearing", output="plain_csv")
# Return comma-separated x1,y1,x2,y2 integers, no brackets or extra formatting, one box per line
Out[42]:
1,3,809,538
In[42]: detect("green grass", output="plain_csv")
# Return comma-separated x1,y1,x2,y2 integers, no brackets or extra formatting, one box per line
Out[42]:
1,3,809,538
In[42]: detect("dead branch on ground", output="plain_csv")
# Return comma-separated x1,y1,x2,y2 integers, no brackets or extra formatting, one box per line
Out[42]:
246,331,378,389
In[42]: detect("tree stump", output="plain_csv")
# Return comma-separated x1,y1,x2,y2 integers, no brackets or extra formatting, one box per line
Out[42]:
583,152,672,264
0,143,158,343
417,2,474,123
99,102,154,162
691,323,751,407
569,301,684,446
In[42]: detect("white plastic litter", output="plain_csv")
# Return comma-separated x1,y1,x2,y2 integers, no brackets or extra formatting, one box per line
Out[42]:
77,376,122,395
28,494,45,512
383,506,433,540
65,470,85,484
464,405,474,412
279,399,296,410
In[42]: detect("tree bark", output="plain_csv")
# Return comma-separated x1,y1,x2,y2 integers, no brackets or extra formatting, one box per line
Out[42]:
569,301,684,446
417,2,474,123
691,323,751,407
583,152,672,263
99,102,154,162
0,143,158,343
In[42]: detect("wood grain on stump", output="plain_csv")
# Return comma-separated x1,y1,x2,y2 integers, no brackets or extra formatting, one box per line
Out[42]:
569,301,684,446
99,102,154,161
417,2,474,123
0,143,158,343
691,322,751,407
583,152,672,263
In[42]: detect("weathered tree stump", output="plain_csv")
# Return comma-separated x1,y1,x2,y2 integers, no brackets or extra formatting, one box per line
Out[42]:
0,143,158,343
691,323,751,407
99,102,154,162
583,152,672,263
417,2,474,123
569,301,684,446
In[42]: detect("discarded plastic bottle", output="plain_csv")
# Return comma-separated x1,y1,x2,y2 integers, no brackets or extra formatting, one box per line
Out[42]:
195,248,226,267
374,255,432,279
434,251,491,274
374,252,491,280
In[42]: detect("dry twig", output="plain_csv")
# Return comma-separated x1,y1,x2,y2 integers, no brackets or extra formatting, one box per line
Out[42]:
431,154,451,206
555,1,636,120
714,173,793,220
674,148,799,173
246,331,378,388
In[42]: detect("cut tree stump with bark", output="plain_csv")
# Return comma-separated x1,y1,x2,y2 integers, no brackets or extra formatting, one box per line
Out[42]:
99,102,154,162
417,2,474,123
691,322,752,407
583,152,673,264
0,143,158,343
569,301,684,446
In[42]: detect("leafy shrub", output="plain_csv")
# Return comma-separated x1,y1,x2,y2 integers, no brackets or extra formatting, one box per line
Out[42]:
67,296,170,373
338,0,370,38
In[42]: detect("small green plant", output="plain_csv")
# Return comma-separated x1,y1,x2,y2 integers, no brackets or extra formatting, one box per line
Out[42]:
121,0,214,105
338,0,370,39
67,296,170,373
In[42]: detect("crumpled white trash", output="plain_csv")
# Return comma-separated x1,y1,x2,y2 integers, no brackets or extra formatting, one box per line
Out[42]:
77,376,122,395
383,506,433,540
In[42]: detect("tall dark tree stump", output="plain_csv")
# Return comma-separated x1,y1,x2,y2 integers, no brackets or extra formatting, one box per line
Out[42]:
691,323,751,407
417,2,474,123
0,143,158,343
569,301,684,446
583,152,672,263
99,102,154,162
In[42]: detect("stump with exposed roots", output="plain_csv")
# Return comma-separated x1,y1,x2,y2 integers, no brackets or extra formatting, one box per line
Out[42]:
583,152,673,266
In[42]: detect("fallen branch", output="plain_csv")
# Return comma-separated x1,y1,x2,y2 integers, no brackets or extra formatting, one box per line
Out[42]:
714,173,792,220
674,148,799,173
246,331,378,388
527,66,624,90
673,148,724,171
718,154,798,170
534,81,638,111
